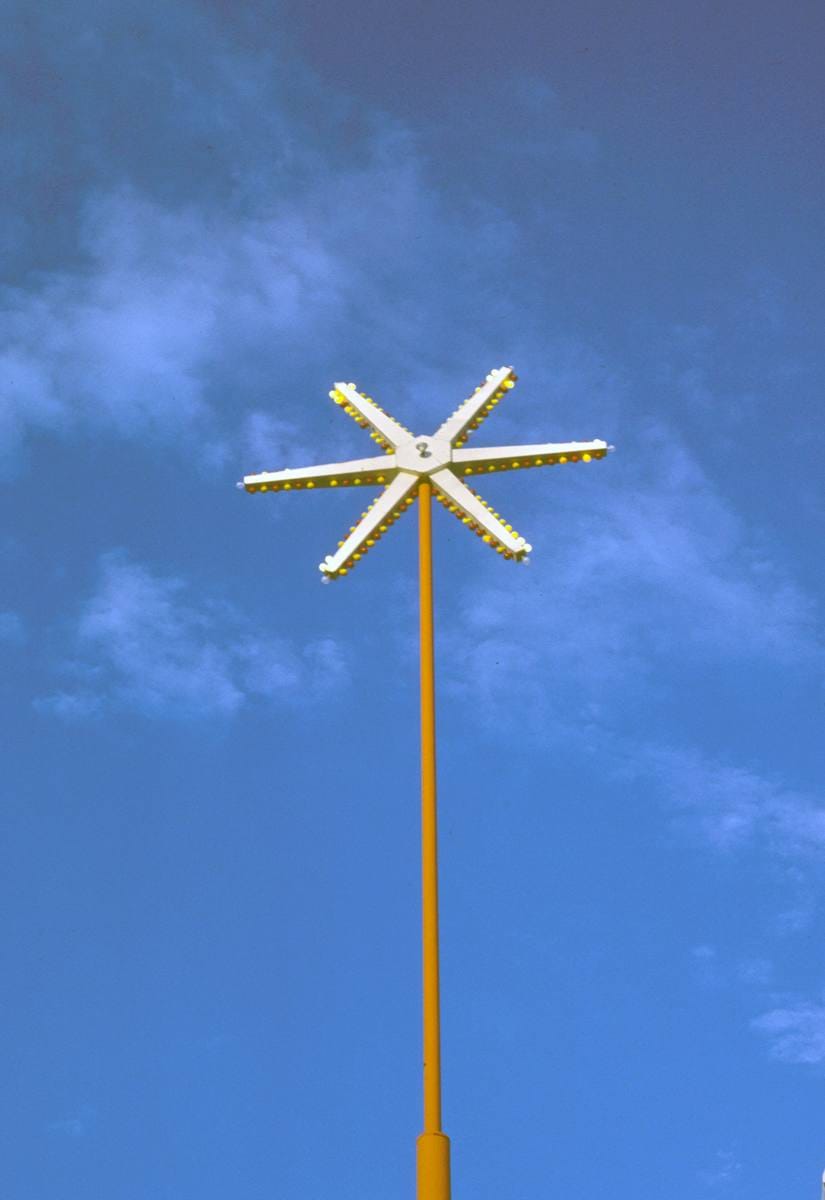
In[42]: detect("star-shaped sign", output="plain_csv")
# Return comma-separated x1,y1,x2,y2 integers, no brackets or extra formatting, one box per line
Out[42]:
239,366,613,579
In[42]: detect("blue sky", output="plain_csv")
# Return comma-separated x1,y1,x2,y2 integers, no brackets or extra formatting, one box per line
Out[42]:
2,1,824,1196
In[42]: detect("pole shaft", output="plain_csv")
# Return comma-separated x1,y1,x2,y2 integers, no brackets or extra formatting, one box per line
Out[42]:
419,479,442,1131
416,480,451,1199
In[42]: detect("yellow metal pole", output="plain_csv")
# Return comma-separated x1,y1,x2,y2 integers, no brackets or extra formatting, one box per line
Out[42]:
416,480,451,1200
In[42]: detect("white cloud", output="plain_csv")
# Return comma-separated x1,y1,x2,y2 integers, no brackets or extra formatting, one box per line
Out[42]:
689,943,721,987
47,1104,97,1138
698,1149,743,1188
34,691,103,721
639,742,825,856
689,945,774,991
36,552,348,719
0,113,526,476
439,423,820,735
0,188,350,474
0,610,25,644
752,1001,825,1065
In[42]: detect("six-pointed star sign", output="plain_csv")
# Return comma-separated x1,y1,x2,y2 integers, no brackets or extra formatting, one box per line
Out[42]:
239,366,613,580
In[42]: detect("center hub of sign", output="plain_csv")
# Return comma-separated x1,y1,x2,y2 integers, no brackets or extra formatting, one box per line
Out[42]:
395,435,452,475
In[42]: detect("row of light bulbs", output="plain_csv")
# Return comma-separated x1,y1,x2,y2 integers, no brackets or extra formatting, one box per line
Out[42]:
451,368,518,449
461,447,605,475
329,386,411,455
336,490,385,546
432,488,527,560
324,493,417,578
245,470,390,493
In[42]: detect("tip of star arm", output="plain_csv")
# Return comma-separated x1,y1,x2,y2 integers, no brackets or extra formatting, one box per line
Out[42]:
452,438,612,475
330,382,413,452
430,468,532,562
318,472,419,580
434,366,518,447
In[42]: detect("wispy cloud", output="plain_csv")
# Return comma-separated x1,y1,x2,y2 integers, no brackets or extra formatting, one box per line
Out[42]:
636,743,825,855
1,3,602,479
441,424,820,734
0,148,529,476
0,188,347,474
47,1103,97,1138
752,1000,825,1065
688,944,773,990
36,552,348,719
697,1149,743,1188
0,610,25,645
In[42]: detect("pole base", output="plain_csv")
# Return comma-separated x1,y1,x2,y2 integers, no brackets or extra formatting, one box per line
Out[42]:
416,1131,451,1200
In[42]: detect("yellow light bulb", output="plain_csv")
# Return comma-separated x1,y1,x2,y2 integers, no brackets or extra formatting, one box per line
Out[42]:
307,480,315,488
339,568,348,576
582,453,592,462
260,484,268,492
559,456,567,464
331,479,338,486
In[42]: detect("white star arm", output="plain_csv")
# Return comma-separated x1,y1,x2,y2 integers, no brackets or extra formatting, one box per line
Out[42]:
242,454,397,493
320,471,419,579
331,382,413,451
433,366,517,447
452,438,611,478
430,468,531,560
